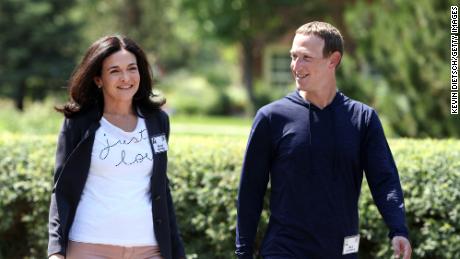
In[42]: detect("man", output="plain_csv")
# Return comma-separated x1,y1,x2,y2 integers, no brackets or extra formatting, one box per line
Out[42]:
235,21,412,259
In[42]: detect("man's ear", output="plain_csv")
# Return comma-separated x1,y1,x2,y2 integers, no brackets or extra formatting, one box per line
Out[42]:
328,51,342,69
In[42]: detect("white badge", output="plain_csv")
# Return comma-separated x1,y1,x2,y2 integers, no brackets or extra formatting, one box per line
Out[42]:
342,234,360,255
152,134,168,153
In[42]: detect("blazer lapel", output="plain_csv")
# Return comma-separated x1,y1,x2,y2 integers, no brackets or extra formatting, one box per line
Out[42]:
145,112,168,181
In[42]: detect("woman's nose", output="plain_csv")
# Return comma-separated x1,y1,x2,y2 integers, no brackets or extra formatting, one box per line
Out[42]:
120,71,129,82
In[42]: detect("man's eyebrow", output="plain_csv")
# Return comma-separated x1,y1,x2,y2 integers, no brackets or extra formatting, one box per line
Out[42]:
289,50,312,57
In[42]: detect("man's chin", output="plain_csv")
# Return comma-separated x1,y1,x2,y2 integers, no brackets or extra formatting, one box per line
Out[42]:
295,83,309,91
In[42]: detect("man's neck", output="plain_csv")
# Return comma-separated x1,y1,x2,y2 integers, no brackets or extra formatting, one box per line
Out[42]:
299,87,337,109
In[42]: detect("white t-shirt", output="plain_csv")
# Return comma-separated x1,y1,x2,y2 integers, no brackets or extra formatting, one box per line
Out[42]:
69,116,158,246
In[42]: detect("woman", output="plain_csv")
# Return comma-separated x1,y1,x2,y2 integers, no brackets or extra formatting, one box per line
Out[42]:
48,35,185,259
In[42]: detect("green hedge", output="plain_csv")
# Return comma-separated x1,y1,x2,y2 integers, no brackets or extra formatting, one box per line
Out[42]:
0,134,459,258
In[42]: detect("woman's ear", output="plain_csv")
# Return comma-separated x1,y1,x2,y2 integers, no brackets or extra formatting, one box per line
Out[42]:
94,77,102,88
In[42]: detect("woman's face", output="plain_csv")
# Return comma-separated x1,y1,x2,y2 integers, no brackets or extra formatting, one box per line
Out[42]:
94,49,140,107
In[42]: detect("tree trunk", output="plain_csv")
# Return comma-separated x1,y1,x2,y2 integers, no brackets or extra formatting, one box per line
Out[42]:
241,38,257,113
15,80,26,111
124,0,141,31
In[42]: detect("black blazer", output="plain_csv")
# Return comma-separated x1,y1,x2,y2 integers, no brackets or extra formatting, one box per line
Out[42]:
47,107,186,259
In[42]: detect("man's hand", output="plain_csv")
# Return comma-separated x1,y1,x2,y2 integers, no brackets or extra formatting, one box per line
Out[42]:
391,236,412,259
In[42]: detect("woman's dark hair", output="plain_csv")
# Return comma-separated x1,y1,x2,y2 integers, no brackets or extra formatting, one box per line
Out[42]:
56,35,165,117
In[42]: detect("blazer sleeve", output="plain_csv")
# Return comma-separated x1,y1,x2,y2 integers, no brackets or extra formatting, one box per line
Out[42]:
163,112,186,258
235,110,271,258
362,110,409,239
166,179,186,258
47,118,74,257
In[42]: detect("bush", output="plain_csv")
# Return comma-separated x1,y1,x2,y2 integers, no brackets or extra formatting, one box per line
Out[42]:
0,134,55,258
359,139,460,258
0,135,459,258
0,99,61,135
156,70,249,116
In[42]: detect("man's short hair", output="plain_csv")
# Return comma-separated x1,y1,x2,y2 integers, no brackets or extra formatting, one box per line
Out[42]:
296,21,344,59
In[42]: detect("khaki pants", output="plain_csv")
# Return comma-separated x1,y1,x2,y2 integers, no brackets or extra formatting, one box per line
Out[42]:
67,241,164,259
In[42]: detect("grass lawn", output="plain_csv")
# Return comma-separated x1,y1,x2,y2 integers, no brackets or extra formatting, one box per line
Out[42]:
0,100,252,137
171,115,251,137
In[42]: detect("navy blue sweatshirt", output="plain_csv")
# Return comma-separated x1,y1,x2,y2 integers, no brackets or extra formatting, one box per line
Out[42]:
236,91,408,258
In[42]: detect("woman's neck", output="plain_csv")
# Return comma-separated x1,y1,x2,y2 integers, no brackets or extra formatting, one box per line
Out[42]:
103,103,134,116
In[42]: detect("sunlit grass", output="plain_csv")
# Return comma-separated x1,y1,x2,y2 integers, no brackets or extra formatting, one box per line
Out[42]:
170,115,251,137
0,99,252,137
0,99,62,135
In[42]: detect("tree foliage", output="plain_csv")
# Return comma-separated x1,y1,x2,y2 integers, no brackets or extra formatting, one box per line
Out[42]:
181,0,328,110
74,0,200,71
0,0,457,137
0,0,81,110
341,0,459,137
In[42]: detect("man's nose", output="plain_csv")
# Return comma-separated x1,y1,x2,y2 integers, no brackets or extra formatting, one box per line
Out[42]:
292,58,302,70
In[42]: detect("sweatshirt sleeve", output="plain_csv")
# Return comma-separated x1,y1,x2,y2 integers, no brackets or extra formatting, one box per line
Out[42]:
236,110,271,258
362,110,409,239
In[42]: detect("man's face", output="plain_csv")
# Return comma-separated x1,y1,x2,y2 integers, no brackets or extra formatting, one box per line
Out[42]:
290,34,332,93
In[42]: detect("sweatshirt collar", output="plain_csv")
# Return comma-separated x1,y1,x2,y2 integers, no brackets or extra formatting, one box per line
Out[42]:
285,90,346,110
